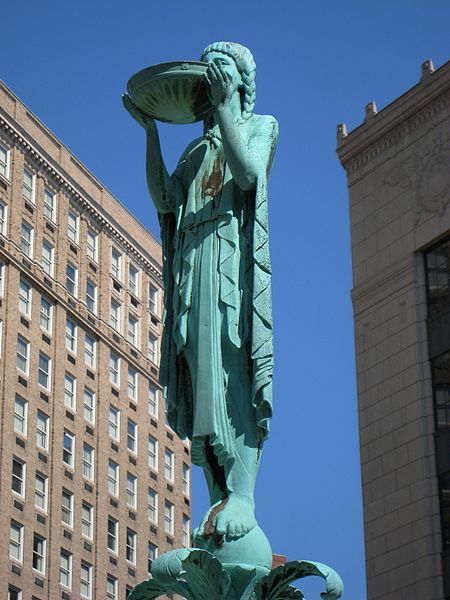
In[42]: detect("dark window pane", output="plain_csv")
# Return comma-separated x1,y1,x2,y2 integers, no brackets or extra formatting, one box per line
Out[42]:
440,471,450,546
431,352,450,430
425,241,450,319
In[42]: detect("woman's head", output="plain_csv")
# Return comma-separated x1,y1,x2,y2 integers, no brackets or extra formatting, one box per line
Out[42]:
201,42,256,121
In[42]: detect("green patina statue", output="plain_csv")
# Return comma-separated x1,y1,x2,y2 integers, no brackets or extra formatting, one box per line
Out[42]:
123,42,343,600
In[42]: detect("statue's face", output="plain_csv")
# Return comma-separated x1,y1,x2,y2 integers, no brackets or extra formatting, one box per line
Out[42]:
204,51,242,93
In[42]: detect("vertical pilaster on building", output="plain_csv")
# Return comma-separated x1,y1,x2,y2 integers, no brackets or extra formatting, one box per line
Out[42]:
337,60,450,600
0,80,191,600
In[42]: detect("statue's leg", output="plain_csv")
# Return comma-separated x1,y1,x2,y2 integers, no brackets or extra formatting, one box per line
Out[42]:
213,345,261,540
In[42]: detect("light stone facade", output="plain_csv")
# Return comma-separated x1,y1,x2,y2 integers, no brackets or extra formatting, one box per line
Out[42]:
0,80,191,600
337,60,450,600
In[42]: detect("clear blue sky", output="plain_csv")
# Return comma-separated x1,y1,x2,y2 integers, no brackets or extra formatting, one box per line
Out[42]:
3,2,450,598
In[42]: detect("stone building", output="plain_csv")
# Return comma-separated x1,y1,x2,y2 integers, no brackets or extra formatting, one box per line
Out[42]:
337,60,450,599
0,80,191,600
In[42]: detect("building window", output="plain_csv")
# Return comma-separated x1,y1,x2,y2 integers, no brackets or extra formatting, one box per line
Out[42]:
84,387,95,424
107,516,118,553
425,240,450,319
59,549,72,589
439,471,450,546
0,143,9,179
61,489,74,527
14,394,28,436
127,418,137,453
23,167,35,203
431,351,450,430
20,220,33,258
148,333,158,364
182,463,190,496
12,457,26,497
0,200,7,235
16,335,29,374
108,406,120,441
9,521,23,562
32,534,46,574
80,561,92,599
41,239,54,276
66,318,77,352
108,460,119,496
8,586,22,600
148,435,158,470
106,575,118,600
126,472,137,508
111,248,121,280
109,351,120,386
35,473,48,512
164,501,174,535
36,411,49,450
110,299,121,332
40,296,53,333
148,384,158,417
38,351,51,389
148,488,158,524
128,314,139,347
86,279,97,314
149,284,159,316
84,334,96,368
129,264,139,297
64,373,76,410
81,502,93,539
67,209,79,244
148,543,158,573
128,366,138,400
82,443,94,481
86,228,98,261
43,188,56,222
18,278,32,316
182,514,190,547
126,528,136,564
63,431,75,467
165,449,174,482
66,262,78,296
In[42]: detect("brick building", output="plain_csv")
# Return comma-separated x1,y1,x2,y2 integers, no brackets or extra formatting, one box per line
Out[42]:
337,60,450,599
0,80,191,600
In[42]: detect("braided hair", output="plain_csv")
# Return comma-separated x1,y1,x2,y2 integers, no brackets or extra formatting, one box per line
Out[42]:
201,41,256,124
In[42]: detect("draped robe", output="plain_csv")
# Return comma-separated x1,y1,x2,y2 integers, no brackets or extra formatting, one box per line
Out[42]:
159,113,278,471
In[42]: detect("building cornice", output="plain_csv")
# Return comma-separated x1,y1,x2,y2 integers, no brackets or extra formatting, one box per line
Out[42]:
337,60,450,177
0,107,163,282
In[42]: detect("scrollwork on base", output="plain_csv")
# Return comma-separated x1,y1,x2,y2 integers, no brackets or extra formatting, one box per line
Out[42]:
128,549,344,600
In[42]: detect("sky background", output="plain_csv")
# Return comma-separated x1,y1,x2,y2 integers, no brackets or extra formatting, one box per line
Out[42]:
2,2,450,598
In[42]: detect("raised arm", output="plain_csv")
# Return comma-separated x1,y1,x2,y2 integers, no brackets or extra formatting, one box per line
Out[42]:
205,62,263,191
122,94,176,214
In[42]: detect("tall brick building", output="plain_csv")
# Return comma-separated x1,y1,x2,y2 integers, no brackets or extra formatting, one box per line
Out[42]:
0,80,191,600
338,60,450,599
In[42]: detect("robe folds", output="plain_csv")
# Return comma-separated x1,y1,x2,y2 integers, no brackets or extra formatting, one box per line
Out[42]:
159,113,278,470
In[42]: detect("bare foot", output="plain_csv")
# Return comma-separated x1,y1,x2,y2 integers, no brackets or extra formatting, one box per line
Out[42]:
193,499,224,544
214,493,257,540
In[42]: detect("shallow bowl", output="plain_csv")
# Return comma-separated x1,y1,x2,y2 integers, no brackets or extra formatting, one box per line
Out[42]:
127,61,212,124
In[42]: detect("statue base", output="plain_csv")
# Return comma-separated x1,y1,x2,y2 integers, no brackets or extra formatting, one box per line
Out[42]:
127,545,344,600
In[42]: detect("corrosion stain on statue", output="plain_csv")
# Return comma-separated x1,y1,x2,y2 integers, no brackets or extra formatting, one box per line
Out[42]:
201,157,224,200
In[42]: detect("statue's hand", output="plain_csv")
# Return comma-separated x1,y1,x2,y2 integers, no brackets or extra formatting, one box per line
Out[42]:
204,62,234,108
122,94,156,131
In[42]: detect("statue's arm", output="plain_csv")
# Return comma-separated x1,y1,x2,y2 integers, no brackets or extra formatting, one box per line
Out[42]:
123,95,177,214
216,104,260,190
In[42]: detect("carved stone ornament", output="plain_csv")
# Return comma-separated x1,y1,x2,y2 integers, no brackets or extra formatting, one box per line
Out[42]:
383,134,450,223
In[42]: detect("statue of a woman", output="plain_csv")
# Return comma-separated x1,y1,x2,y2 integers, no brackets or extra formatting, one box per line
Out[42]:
123,42,278,544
